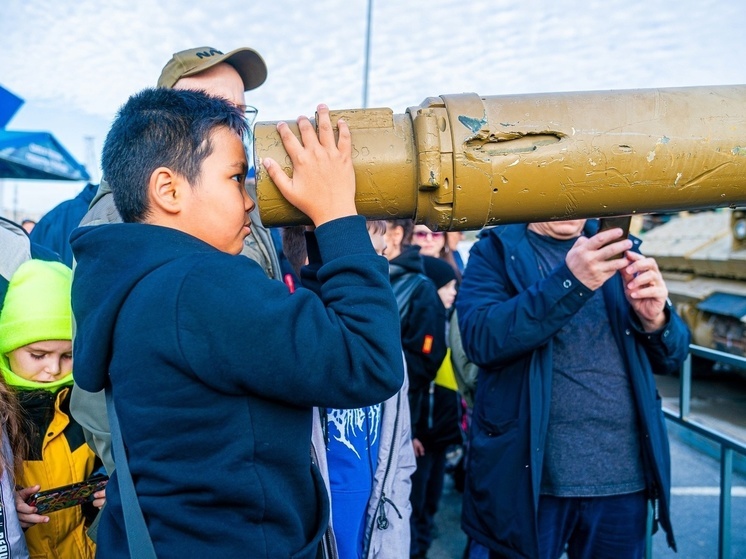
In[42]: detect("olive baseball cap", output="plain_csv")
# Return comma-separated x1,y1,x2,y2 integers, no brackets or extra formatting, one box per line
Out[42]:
157,46,267,91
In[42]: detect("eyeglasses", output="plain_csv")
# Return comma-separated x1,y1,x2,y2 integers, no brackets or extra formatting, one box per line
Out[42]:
242,105,259,127
413,230,445,240
242,106,259,170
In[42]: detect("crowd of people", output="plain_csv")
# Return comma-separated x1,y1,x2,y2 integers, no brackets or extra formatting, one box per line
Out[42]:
0,43,689,559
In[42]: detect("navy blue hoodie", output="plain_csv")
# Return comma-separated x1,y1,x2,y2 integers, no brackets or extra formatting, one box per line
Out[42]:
70,215,404,559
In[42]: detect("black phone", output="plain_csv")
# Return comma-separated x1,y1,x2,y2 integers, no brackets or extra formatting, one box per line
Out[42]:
25,474,109,514
597,216,632,258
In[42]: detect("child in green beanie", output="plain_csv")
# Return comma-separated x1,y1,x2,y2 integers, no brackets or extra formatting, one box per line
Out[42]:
0,259,103,558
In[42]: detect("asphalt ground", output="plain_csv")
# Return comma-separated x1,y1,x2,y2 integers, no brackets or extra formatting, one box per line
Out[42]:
428,412,746,559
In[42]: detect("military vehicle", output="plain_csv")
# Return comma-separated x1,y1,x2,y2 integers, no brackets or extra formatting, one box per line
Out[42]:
640,208,746,366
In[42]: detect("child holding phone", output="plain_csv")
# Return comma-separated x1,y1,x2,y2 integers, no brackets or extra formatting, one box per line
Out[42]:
0,259,102,558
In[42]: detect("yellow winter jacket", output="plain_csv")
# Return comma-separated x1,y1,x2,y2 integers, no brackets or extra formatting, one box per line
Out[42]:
17,387,98,559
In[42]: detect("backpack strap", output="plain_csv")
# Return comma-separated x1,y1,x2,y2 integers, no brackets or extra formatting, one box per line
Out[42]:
391,272,428,320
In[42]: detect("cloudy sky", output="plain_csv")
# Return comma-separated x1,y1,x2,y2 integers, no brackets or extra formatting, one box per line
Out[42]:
1,0,744,217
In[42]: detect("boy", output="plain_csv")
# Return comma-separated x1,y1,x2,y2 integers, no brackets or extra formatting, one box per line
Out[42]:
70,88,404,558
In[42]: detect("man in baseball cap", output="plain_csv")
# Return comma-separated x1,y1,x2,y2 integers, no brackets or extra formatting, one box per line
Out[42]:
157,46,267,91
81,45,279,280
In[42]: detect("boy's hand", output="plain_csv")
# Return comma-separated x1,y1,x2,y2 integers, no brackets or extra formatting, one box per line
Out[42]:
15,485,49,529
262,104,357,227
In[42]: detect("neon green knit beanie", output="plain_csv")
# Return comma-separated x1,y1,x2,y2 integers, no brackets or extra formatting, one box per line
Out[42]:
0,260,74,391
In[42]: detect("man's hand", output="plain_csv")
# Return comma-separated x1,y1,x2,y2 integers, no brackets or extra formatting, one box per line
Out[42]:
566,227,632,290
261,104,357,227
15,485,49,529
621,251,668,331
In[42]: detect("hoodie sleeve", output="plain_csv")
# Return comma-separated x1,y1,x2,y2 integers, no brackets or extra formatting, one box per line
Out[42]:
177,215,404,409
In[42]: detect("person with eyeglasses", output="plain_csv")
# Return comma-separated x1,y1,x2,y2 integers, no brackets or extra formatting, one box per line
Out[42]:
411,225,462,283
76,46,280,281
68,46,283,539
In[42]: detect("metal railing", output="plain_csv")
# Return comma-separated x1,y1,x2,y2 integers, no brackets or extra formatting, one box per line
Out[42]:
646,344,746,559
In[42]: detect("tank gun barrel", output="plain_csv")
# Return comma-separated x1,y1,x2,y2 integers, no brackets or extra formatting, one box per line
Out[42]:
254,85,746,230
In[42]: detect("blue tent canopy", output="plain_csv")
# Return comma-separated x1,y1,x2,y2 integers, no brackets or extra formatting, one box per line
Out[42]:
0,86,23,129
0,84,90,182
0,129,90,181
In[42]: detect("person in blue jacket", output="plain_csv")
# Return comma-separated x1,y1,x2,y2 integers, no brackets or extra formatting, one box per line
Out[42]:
457,219,690,559
29,182,98,266
70,88,404,559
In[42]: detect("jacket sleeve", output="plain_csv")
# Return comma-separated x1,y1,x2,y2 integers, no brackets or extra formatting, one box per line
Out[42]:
178,215,404,410
400,282,447,393
449,308,479,408
69,384,114,476
630,303,691,375
456,234,593,369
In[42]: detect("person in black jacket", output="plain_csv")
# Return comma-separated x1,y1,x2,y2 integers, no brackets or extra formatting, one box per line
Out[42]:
385,219,447,439
410,255,464,559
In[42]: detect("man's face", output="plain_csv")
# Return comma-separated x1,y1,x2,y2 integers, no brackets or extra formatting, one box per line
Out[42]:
173,63,245,108
528,219,587,240
179,126,255,255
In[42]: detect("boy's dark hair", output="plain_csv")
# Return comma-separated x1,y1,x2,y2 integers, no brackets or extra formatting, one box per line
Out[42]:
366,220,387,236
386,219,414,246
102,87,249,223
281,226,308,279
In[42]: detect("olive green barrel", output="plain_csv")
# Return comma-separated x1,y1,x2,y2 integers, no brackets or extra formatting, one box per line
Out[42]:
254,85,746,230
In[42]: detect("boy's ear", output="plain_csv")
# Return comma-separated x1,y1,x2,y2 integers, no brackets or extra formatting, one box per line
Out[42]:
148,167,184,215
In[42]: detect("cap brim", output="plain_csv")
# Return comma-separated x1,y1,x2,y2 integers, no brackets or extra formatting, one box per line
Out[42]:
182,47,267,92
224,48,268,92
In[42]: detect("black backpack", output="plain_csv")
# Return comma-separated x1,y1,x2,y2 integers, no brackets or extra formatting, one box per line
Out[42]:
391,271,430,320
